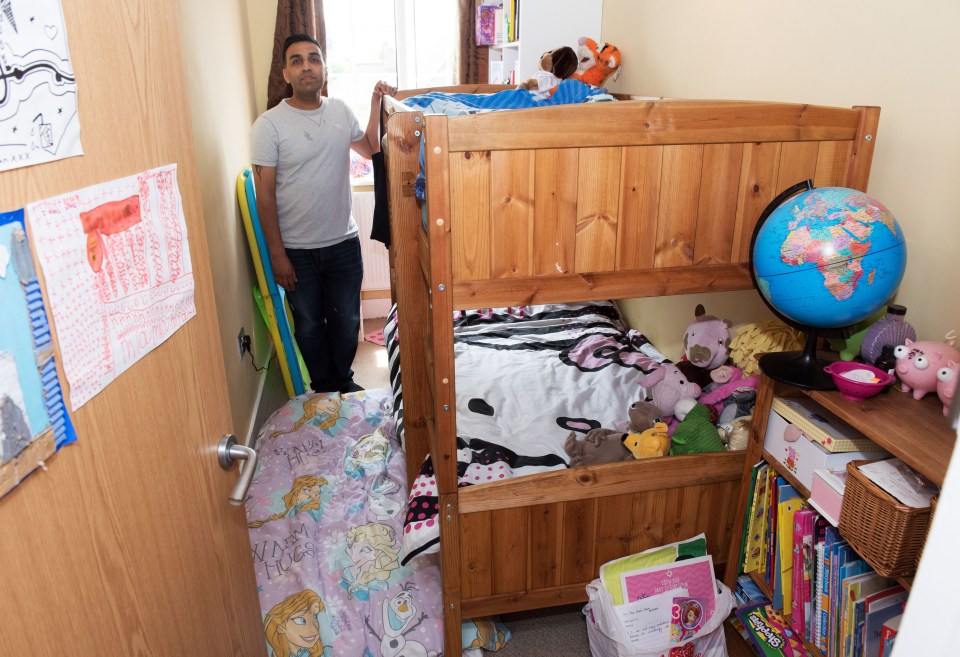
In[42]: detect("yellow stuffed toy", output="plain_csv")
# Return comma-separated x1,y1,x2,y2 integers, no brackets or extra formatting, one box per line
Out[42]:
570,37,622,87
623,421,670,459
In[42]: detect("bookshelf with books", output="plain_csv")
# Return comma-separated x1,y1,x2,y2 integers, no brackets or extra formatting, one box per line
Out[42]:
480,0,601,86
723,374,954,656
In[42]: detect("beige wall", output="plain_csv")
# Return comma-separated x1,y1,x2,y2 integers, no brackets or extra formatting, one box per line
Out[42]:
177,0,267,440
604,0,960,359
246,0,278,116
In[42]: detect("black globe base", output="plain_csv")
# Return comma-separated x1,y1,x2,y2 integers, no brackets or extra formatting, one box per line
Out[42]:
757,329,838,391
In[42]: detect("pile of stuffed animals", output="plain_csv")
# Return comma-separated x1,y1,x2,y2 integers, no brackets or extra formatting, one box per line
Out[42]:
518,37,622,99
564,304,758,468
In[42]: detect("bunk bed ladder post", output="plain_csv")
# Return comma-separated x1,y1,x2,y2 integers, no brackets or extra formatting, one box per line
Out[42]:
386,111,433,490
423,113,465,652
847,106,881,191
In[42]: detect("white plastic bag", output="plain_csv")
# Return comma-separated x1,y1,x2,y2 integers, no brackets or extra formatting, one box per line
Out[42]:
583,578,734,657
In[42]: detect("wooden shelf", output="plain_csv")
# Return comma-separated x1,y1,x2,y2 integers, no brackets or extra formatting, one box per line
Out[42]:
805,388,955,487
725,374,949,655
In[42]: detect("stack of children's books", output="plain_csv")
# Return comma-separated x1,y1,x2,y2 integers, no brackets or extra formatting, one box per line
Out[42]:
731,461,908,656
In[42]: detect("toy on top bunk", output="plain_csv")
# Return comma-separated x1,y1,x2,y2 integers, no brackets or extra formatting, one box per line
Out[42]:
563,400,664,466
518,46,578,100
570,37,622,88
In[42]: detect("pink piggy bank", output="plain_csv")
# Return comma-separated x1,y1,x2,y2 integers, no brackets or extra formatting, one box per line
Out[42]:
937,360,958,416
894,339,960,400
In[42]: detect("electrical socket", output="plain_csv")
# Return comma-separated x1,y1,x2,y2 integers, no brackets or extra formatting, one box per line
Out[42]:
237,327,251,360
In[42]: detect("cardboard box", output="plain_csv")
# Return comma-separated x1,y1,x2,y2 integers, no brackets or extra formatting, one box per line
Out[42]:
763,405,889,492
771,397,882,453
808,468,846,526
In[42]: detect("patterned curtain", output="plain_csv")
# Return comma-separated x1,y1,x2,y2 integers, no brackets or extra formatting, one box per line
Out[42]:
456,0,486,84
267,0,327,109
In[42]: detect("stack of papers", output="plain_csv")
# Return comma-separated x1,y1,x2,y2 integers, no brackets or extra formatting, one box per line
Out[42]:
858,459,938,508
599,534,718,650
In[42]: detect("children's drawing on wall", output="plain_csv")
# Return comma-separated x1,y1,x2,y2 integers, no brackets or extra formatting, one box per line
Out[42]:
0,208,76,497
26,164,195,409
0,0,82,172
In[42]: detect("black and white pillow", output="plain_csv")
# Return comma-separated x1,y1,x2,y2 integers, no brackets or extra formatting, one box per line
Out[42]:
383,304,404,446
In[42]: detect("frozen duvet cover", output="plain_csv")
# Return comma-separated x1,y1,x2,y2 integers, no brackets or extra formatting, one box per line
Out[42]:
246,389,509,656
387,301,669,564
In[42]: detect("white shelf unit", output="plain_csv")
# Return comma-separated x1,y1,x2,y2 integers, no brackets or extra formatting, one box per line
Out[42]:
486,0,602,86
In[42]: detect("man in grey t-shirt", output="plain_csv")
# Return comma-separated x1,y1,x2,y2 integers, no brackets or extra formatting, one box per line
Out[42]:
251,34,395,394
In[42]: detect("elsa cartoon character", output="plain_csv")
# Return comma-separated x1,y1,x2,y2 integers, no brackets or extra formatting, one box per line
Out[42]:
340,522,400,600
263,589,329,657
248,475,328,528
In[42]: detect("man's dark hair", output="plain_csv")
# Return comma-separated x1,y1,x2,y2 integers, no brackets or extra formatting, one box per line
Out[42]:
283,34,323,64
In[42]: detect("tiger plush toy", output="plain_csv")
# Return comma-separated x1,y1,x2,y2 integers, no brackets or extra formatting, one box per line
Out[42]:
571,37,622,87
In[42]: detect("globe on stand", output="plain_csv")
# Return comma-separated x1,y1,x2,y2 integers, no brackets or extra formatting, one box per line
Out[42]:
749,181,907,389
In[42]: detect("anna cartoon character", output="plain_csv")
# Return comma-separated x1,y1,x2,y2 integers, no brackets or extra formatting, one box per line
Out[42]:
248,475,329,528
263,589,328,657
340,522,400,600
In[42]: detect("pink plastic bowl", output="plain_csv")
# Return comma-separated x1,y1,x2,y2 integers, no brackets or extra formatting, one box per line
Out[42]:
823,361,895,401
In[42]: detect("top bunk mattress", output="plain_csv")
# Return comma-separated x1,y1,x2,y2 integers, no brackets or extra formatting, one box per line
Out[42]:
388,79,614,117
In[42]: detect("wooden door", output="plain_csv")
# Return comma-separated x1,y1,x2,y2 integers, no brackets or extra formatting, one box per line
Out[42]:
0,1,264,655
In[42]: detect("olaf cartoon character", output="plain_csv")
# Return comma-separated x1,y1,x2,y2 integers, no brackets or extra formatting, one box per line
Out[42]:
369,584,437,657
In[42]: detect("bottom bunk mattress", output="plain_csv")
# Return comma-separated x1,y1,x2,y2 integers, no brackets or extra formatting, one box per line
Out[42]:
246,389,509,656
385,301,674,563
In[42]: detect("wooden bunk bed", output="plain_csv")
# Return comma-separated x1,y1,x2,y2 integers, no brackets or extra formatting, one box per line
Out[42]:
383,84,879,650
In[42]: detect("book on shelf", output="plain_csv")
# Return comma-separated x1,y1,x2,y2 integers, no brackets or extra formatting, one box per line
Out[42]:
827,546,862,657
475,5,497,46
879,613,902,657
736,573,769,606
789,507,817,641
817,525,844,652
764,471,780,586
777,482,805,613
744,463,771,574
734,602,806,657
840,571,891,657
739,461,762,571
863,589,906,657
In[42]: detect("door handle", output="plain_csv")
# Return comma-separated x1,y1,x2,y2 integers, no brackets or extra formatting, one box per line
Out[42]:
217,434,257,506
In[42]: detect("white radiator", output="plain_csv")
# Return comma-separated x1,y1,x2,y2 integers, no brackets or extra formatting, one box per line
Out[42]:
353,190,391,320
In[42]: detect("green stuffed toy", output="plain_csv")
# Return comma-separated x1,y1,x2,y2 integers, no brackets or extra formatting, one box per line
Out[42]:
669,399,726,455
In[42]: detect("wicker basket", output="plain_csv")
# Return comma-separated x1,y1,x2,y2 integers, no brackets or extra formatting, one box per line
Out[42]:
838,460,932,578
915,494,938,570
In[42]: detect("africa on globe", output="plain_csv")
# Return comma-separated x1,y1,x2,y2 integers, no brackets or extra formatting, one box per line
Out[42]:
752,186,907,330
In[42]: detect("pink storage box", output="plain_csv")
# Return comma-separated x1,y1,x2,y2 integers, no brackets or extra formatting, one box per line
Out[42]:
763,403,889,492
808,468,847,526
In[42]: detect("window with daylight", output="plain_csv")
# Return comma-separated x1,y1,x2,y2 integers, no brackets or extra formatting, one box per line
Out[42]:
325,0,457,185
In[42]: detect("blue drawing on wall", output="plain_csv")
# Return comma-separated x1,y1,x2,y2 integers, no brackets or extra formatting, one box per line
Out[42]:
0,208,76,497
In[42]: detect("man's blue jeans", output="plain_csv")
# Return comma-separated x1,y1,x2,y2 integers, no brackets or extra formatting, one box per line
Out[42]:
284,236,363,392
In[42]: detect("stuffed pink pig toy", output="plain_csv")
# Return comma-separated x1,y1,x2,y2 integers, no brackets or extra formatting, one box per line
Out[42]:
894,339,960,400
936,360,958,416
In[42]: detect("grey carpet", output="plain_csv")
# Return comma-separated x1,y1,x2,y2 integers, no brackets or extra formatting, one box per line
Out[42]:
494,604,591,656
